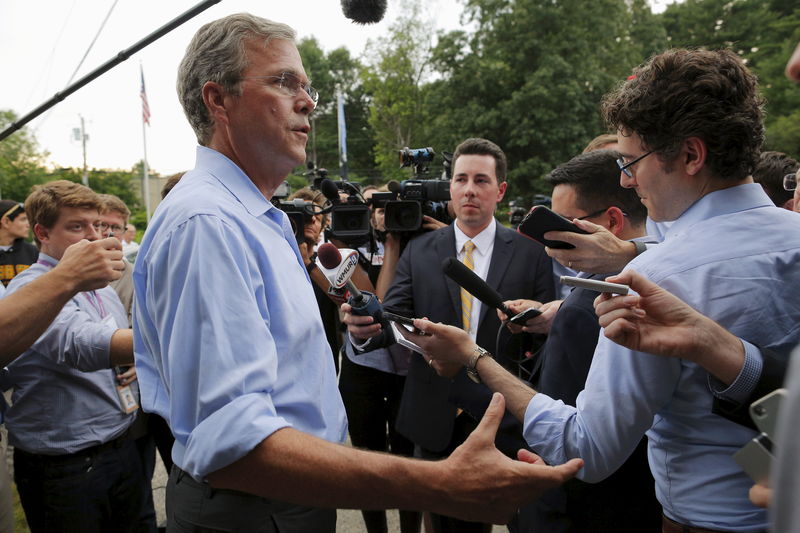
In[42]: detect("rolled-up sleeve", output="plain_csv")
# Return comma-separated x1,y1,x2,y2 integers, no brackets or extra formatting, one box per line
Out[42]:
524,336,679,483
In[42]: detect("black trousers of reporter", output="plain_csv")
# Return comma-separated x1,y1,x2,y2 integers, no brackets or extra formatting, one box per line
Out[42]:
338,353,422,533
14,438,156,533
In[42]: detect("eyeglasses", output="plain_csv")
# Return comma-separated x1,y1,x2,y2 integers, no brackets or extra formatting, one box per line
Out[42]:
240,71,319,107
784,169,799,191
575,207,629,220
617,151,654,178
99,222,124,233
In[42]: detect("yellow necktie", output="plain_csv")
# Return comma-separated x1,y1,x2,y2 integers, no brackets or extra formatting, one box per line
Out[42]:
460,240,476,331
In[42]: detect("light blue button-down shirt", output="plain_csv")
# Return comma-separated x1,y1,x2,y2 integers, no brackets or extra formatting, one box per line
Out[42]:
3,254,133,454
133,146,347,481
523,184,800,532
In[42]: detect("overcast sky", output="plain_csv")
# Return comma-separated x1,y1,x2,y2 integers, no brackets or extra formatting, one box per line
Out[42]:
1,0,672,176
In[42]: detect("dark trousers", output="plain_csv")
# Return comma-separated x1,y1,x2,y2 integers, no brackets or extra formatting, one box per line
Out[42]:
167,466,335,533
416,414,489,533
14,438,156,533
339,355,421,533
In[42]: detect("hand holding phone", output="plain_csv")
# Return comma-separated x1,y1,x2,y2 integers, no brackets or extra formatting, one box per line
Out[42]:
517,206,589,249
508,307,542,325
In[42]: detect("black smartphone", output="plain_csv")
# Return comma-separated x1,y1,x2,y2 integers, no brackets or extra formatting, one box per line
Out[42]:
517,206,589,249
509,307,542,325
382,311,416,327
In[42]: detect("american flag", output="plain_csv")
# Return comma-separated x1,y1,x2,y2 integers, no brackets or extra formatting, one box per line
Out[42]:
140,66,151,126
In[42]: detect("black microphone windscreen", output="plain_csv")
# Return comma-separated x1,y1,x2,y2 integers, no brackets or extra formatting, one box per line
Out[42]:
317,242,343,269
387,180,401,194
341,0,388,24
441,257,508,312
319,178,341,202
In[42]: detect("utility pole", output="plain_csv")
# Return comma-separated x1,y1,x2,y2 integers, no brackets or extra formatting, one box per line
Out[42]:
79,115,89,187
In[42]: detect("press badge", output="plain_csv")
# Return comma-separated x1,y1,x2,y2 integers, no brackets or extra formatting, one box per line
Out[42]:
116,383,139,414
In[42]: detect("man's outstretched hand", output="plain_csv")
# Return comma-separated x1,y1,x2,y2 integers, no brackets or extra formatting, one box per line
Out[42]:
431,393,583,524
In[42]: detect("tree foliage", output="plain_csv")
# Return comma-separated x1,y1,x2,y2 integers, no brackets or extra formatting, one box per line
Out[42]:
0,110,49,201
2,0,799,202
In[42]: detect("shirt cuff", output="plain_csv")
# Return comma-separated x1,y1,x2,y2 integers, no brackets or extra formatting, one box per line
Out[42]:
708,339,763,404
349,332,374,352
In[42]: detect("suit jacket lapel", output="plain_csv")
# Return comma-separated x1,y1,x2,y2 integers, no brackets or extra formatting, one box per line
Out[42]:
478,224,513,329
437,225,462,320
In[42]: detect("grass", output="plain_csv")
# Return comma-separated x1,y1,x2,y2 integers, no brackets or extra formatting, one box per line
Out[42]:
12,482,29,532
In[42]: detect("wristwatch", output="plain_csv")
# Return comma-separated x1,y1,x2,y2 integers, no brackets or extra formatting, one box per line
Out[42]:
306,261,318,273
466,345,491,383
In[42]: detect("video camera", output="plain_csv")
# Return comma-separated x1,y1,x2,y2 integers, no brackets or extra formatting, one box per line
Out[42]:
314,177,371,246
370,147,452,233
270,181,318,244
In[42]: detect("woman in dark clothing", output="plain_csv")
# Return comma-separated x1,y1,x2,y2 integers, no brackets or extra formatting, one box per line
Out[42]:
0,200,39,287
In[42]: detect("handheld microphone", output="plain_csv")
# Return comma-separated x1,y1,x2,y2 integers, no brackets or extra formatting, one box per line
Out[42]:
317,242,384,328
441,257,512,316
317,243,363,303
341,0,388,24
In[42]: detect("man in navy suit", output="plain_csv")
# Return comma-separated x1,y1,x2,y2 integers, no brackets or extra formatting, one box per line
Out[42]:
346,137,555,533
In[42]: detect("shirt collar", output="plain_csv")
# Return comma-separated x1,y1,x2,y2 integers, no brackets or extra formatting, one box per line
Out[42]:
663,183,773,241
454,217,497,255
195,146,276,219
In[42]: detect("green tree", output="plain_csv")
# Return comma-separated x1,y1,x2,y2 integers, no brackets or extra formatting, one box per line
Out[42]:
423,0,655,196
298,38,376,184
360,1,433,181
662,0,800,159
0,110,49,201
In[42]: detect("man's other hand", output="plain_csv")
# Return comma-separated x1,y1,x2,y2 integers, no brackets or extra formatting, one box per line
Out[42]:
432,393,583,524
500,299,561,334
545,219,636,274
397,318,475,378
57,238,124,292
341,302,382,341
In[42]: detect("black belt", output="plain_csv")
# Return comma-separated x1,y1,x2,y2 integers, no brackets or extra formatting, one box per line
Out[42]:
15,430,130,464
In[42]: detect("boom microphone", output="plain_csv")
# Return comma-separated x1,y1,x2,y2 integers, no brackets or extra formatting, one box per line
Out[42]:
441,257,512,316
341,0,388,24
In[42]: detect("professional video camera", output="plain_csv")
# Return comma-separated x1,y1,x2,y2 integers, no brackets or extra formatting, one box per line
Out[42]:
315,177,372,246
270,181,318,244
370,147,452,233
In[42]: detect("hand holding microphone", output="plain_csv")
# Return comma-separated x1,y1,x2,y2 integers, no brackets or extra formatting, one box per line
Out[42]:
317,242,383,324
441,257,541,326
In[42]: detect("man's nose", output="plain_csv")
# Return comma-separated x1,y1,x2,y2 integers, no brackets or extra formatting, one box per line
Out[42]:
619,171,636,189
87,224,101,241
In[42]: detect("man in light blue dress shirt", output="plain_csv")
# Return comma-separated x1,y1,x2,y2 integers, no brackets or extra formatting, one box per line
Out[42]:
4,180,150,533
132,13,582,533
399,48,800,533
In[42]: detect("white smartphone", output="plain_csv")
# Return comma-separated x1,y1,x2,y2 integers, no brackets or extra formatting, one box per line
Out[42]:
560,275,629,295
388,321,424,354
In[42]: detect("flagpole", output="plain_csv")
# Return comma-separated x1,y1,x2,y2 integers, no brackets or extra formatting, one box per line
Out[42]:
336,86,349,180
140,63,151,222
142,121,150,222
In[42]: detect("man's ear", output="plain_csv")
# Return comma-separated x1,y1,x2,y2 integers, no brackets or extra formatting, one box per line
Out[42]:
33,223,50,244
683,137,707,176
496,181,508,202
202,81,230,128
605,206,626,237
